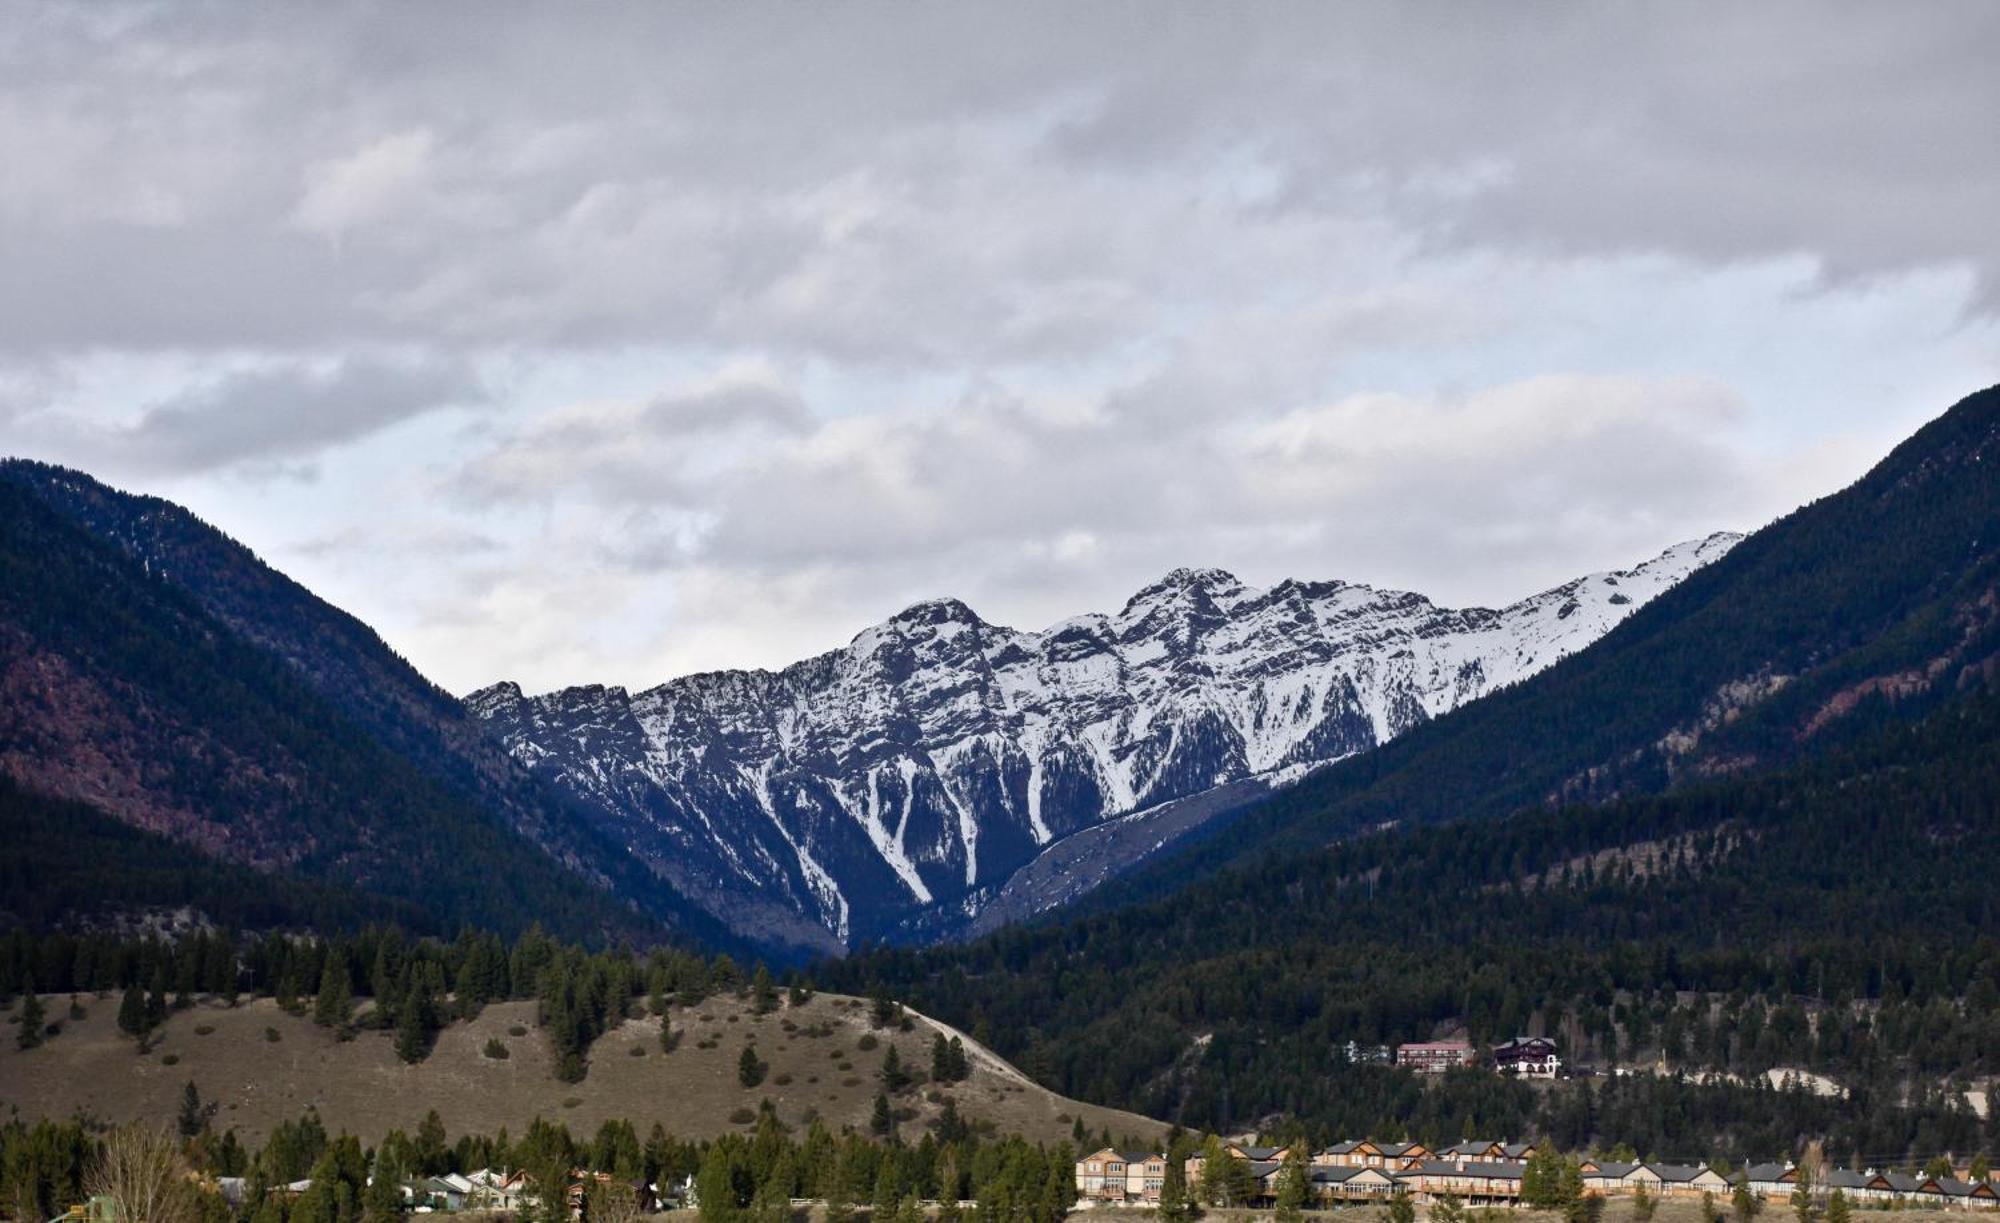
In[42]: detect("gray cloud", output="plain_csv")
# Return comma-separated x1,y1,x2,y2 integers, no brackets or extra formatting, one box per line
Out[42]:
101,356,484,476
4,2,1998,692
3,3,1996,362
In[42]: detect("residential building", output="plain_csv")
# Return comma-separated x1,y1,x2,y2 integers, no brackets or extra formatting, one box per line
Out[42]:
1075,1148,1167,1204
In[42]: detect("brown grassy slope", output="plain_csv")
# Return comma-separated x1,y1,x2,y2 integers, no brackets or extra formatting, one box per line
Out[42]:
0,991,1163,1150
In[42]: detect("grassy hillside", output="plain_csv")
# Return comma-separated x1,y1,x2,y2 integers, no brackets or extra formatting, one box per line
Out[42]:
0,990,1163,1150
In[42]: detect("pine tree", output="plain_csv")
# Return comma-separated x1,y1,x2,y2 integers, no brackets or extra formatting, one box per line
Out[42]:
118,981,149,1038
881,1045,908,1092
1633,1181,1657,1222
1791,1161,1817,1223
948,1036,969,1081
738,1044,767,1088
1157,1156,1194,1223
1523,1149,1563,1208
751,966,777,1015
1274,1150,1309,1223
1732,1176,1761,1223
362,1144,405,1223
1196,1136,1231,1208
932,1033,953,1083
1432,1192,1466,1223
1557,1160,1587,1223
870,1093,893,1136
15,983,45,1050
697,1143,739,1223
313,961,352,1028
1386,1187,1415,1223
146,963,170,1029
1825,1191,1851,1223
394,978,435,1064
177,1080,213,1138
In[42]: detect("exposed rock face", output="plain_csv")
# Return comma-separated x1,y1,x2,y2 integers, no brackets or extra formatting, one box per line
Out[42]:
470,534,1741,950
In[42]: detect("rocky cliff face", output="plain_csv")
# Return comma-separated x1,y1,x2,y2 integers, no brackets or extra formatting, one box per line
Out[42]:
470,534,1740,951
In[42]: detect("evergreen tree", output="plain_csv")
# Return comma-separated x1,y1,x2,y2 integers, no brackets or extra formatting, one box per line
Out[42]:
1195,1136,1230,1208
1632,1182,1657,1222
1157,1155,1194,1223
738,1045,767,1088
697,1143,740,1223
16,985,45,1050
1432,1192,1466,1223
1522,1149,1563,1208
117,982,148,1038
870,1093,893,1137
415,1110,449,1176
313,960,353,1029
178,1080,214,1139
1556,1160,1587,1223
146,962,170,1029
751,966,777,1016
882,1045,908,1092
394,978,435,1064
932,1033,954,1083
1791,1162,1816,1223
1732,1175,1761,1223
948,1036,969,1081
1274,1149,1309,1223
1825,1191,1851,1223
1386,1187,1415,1223
363,1145,405,1223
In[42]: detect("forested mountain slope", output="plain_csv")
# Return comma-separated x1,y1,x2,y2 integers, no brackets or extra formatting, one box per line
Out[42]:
828,385,2000,1162
0,464,725,946
1103,383,2000,898
836,668,2000,1161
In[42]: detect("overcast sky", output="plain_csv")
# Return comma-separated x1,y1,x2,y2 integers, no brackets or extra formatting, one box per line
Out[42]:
5,3,1998,695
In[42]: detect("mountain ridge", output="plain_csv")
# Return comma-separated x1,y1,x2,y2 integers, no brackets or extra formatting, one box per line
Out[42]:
0,458,739,950
469,532,1740,952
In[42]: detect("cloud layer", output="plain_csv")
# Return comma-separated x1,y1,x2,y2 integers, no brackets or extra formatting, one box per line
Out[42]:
2,2,1996,691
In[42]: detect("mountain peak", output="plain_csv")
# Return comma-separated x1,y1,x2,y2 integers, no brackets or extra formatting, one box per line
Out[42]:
886,596,986,629
1123,566,1248,610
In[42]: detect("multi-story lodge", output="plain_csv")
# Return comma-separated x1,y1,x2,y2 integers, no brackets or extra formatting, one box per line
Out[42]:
1492,1036,1563,1078
1395,1041,1476,1073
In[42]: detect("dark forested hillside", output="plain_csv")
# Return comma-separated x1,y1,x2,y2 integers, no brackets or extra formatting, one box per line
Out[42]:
823,386,2000,1164
0,466,725,947
833,672,2000,1161
1101,384,2000,898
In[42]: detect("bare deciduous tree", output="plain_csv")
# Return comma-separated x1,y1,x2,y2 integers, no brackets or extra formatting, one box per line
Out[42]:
87,1126,199,1223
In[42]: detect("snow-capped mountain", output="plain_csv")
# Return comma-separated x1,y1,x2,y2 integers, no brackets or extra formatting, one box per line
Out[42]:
468,533,1740,952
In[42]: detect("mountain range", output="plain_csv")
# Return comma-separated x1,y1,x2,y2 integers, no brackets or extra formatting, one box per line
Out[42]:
469,535,1738,952
3,382,1995,978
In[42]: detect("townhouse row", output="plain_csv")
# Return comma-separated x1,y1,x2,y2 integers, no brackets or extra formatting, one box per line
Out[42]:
1076,1139,2000,1211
